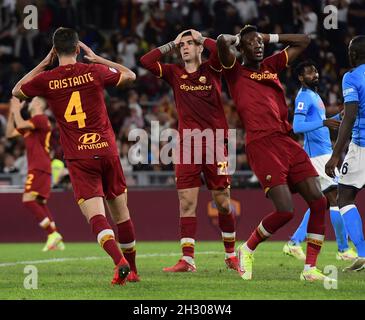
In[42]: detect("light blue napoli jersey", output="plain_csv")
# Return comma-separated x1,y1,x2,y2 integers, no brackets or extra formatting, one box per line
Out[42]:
342,64,365,147
294,88,332,157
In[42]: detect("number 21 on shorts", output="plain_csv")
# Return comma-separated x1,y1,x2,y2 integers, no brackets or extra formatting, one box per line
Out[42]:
64,91,86,128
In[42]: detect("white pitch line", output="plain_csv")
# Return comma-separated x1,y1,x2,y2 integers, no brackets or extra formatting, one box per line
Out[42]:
0,251,222,268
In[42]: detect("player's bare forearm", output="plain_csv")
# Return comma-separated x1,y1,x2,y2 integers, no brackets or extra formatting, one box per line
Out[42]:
79,41,135,85
158,41,177,55
332,103,358,158
5,112,17,138
12,108,31,130
265,34,310,65
217,34,238,69
12,64,47,99
12,48,55,99
95,56,136,85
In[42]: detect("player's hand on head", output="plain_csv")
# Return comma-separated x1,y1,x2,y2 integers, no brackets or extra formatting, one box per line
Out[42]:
190,29,204,44
323,119,341,130
259,33,269,43
325,156,339,178
173,30,187,47
79,41,99,63
42,46,56,66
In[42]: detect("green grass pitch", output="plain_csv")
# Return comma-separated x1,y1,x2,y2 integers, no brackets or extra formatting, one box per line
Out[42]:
0,241,364,300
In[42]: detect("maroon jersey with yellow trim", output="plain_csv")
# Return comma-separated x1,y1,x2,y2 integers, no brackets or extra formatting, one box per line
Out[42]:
18,114,51,174
141,39,228,140
223,50,292,145
20,63,121,159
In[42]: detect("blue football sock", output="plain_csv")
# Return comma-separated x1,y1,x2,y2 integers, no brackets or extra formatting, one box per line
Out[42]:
290,209,310,245
340,205,365,257
329,206,349,252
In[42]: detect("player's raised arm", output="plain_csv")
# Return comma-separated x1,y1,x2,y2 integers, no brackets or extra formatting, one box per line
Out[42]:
10,97,34,131
5,99,21,138
140,30,186,77
78,41,136,87
190,29,222,72
261,33,310,65
216,33,239,69
12,48,56,100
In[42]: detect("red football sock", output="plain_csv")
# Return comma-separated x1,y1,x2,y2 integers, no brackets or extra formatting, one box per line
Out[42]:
23,201,55,235
40,204,57,232
90,214,123,265
306,196,327,267
117,219,137,273
246,211,294,251
218,212,236,254
180,217,197,259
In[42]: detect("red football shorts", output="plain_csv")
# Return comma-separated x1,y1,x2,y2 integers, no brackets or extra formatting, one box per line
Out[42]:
66,156,127,204
24,169,51,199
175,143,231,190
246,134,318,194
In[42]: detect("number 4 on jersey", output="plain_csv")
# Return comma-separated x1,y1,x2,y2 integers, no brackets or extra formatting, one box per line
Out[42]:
64,91,86,128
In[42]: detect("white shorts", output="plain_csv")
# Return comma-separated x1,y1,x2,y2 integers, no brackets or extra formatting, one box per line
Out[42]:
310,153,338,192
338,142,365,189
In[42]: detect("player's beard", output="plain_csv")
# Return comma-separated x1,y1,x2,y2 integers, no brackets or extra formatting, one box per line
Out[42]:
306,79,319,91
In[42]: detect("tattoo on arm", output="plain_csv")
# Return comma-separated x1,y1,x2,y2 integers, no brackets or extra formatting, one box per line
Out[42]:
158,41,176,54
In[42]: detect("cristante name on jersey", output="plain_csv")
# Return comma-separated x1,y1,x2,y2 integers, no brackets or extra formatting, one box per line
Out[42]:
180,84,212,92
250,71,278,81
77,132,109,151
49,73,94,90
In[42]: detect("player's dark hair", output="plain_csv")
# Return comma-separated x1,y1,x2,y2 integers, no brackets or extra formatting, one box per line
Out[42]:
294,60,317,79
52,27,79,56
239,25,258,38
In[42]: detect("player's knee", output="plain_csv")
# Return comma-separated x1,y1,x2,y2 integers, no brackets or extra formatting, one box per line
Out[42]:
22,192,36,203
180,198,196,216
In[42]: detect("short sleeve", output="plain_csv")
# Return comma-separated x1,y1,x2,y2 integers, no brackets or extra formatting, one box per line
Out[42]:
263,50,288,73
94,64,122,87
20,73,47,98
30,115,49,131
342,72,359,103
294,92,311,116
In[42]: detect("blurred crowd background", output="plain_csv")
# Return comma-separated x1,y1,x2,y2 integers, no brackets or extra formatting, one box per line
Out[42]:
0,0,364,188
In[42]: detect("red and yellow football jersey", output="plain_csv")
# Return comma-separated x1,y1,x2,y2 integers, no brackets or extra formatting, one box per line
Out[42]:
20,63,122,159
17,114,51,174
141,39,228,141
223,50,292,145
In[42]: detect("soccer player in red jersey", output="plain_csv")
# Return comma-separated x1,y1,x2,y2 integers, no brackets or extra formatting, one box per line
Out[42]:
217,25,330,281
140,29,239,272
6,96,65,252
12,28,139,285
